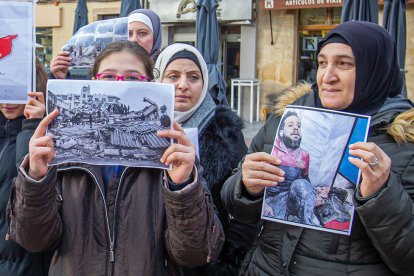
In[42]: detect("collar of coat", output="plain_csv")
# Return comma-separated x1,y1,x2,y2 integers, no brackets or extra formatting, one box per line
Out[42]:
0,114,24,138
272,83,414,145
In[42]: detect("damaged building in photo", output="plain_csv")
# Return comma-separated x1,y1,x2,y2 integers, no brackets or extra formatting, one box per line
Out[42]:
47,85,172,166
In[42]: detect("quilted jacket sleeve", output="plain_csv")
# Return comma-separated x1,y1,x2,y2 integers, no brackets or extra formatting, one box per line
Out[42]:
221,114,279,224
356,157,414,275
9,156,62,253
162,165,225,268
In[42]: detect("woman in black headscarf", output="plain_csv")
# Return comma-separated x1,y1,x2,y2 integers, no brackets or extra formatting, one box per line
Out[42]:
221,21,414,275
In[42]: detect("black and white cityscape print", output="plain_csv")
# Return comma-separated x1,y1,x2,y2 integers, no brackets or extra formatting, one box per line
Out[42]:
47,79,174,169
63,17,128,68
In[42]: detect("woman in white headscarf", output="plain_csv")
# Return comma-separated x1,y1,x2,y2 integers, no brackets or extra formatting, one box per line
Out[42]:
127,9,162,62
155,43,260,275
50,9,162,79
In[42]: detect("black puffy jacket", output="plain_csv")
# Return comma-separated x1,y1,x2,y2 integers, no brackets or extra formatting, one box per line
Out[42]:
0,113,52,275
222,84,414,276
184,106,261,276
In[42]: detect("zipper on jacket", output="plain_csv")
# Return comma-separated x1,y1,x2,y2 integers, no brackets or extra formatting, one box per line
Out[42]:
109,241,115,262
58,166,114,265
205,197,214,263
109,166,130,264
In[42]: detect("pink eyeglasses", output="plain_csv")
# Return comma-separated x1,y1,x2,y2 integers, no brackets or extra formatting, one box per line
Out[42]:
96,73,150,82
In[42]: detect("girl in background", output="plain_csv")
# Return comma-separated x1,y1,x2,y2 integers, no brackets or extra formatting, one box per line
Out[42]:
0,59,52,275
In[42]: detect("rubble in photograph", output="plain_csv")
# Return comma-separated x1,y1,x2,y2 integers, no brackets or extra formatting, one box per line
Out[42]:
47,85,171,166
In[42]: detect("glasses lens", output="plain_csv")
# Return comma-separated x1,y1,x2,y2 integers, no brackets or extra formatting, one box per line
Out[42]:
100,74,117,81
124,75,141,81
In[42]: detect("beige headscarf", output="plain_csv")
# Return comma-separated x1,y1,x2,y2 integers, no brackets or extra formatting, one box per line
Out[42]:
154,43,210,124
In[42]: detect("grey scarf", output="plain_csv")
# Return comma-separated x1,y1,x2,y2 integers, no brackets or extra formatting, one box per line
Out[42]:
181,92,216,134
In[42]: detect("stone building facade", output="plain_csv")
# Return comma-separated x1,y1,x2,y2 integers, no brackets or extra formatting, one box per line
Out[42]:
36,0,414,121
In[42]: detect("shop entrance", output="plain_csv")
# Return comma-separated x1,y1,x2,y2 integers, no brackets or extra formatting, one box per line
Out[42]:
298,30,323,83
221,27,240,103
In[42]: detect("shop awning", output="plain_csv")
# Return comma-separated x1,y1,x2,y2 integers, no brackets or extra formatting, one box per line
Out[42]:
260,0,414,10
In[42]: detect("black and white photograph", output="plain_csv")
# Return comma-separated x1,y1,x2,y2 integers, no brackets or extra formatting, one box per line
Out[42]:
47,79,174,168
262,106,370,235
63,17,128,68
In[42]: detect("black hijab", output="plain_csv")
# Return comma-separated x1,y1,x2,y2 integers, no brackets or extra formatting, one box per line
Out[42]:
314,21,403,115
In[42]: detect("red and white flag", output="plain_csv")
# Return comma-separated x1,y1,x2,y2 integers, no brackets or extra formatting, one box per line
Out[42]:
0,0,34,104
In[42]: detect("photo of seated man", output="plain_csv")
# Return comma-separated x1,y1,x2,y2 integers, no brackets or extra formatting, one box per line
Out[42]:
263,111,315,224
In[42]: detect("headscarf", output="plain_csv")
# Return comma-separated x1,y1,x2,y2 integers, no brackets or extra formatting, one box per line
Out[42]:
155,43,216,131
314,21,403,116
167,50,203,74
128,9,162,62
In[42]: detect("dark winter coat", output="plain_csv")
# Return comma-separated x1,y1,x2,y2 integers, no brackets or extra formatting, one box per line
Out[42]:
200,106,248,225
9,157,224,275
221,84,414,276
184,106,261,276
0,113,52,275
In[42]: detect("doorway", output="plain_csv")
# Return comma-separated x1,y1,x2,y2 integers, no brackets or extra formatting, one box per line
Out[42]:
221,28,240,103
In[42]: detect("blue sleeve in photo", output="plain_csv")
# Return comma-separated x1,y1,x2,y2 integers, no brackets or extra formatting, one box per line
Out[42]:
339,117,370,185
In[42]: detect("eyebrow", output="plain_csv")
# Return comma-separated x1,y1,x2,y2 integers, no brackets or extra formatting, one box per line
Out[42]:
164,69,201,74
317,53,354,59
100,69,144,74
129,27,151,32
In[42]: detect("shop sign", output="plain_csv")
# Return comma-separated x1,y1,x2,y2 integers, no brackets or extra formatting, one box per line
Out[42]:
150,0,254,23
265,0,274,9
261,0,343,9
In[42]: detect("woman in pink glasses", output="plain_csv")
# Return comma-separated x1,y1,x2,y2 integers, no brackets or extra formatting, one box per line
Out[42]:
8,41,224,275
92,40,153,83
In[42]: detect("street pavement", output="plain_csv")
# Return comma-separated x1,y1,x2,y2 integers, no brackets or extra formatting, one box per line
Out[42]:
242,120,265,147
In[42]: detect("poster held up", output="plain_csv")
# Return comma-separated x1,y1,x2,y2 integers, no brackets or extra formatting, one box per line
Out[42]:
47,80,175,169
0,0,34,104
63,17,128,68
261,105,370,235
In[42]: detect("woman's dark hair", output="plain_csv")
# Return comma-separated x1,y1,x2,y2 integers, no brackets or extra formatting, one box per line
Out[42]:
91,41,154,80
35,58,48,96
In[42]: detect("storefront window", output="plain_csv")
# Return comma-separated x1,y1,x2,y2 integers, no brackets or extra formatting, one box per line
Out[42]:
300,9,327,25
99,14,119,20
332,8,341,25
298,8,341,83
36,28,53,70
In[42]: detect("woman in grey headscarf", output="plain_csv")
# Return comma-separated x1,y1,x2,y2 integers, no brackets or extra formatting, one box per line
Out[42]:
156,43,260,275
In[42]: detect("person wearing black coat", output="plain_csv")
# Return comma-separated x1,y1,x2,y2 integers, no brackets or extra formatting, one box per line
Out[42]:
155,43,261,275
221,21,414,275
0,60,52,275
